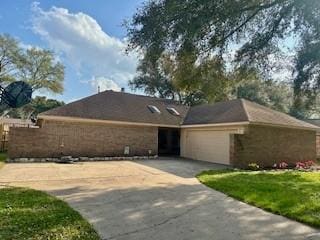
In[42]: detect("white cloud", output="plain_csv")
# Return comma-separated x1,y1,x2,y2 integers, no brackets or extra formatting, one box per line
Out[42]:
30,2,138,92
84,76,121,92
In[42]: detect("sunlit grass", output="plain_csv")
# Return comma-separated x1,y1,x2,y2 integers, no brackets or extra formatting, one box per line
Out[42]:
197,170,320,227
0,187,100,240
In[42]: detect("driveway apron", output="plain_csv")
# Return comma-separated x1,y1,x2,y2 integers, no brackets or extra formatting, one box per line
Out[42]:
0,159,318,240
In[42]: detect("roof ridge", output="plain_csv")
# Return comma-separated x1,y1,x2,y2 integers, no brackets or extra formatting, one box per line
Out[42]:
240,99,319,129
244,99,297,120
39,91,188,117
39,90,190,126
239,99,251,122
104,90,184,105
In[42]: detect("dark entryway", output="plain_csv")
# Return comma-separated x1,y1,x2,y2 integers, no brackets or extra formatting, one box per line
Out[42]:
158,128,180,156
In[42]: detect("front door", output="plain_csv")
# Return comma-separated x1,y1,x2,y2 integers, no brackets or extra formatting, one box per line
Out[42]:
158,128,180,156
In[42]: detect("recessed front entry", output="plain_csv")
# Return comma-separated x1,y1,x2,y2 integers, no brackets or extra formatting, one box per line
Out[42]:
158,128,180,156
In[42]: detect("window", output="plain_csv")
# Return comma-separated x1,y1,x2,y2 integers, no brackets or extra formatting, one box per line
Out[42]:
148,105,161,114
167,107,180,116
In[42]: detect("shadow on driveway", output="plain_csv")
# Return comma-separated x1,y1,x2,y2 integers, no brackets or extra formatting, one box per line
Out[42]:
132,157,228,178
0,159,318,240
49,183,318,240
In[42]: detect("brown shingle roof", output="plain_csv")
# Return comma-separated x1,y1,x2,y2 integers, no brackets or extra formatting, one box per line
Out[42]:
304,119,320,127
304,119,320,132
40,90,189,126
183,99,248,125
242,99,317,129
183,99,318,129
40,92,318,130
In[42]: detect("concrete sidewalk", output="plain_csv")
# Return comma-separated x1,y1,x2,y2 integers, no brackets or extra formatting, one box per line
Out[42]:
0,159,318,240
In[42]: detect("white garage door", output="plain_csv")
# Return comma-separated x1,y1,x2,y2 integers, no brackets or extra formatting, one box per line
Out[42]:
183,130,230,165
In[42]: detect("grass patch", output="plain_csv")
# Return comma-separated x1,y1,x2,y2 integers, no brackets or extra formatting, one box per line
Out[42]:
197,170,320,228
0,187,100,240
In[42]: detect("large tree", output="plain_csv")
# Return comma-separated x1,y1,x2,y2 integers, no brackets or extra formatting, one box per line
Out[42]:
0,34,20,82
0,34,64,94
130,55,178,100
130,53,235,105
130,52,293,113
15,48,64,93
126,0,320,117
234,76,293,113
7,96,65,119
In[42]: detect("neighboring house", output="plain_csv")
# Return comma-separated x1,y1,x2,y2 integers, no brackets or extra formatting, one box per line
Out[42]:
0,118,33,152
304,119,320,158
8,91,318,168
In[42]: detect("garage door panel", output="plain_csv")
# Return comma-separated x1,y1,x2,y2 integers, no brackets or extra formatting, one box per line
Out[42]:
184,130,230,165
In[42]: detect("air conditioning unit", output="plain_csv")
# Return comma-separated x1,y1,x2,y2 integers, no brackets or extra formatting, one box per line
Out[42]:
124,146,130,155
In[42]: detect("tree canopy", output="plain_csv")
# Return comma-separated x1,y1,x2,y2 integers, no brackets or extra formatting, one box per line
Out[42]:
130,52,234,105
0,34,64,94
235,76,293,114
126,0,320,118
7,96,65,119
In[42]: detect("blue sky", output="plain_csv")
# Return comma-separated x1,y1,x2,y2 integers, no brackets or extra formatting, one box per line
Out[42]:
0,0,144,102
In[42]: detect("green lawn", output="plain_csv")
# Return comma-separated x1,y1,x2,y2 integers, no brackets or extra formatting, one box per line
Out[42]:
0,187,100,240
197,170,320,228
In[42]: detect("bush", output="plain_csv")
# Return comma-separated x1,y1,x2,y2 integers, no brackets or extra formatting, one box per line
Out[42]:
295,160,315,170
272,161,289,169
247,163,260,171
279,161,288,169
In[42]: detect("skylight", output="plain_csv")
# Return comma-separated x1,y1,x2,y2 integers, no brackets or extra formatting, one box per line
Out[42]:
148,105,161,114
167,107,180,116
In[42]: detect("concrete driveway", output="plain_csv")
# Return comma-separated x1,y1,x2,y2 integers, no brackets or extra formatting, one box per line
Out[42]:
0,158,318,240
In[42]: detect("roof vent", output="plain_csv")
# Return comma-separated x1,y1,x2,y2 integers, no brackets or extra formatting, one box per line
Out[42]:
148,105,161,114
167,107,180,116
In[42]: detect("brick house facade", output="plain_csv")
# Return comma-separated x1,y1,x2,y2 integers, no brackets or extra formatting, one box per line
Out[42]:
303,119,320,158
230,125,316,168
8,91,319,167
317,134,320,157
9,120,158,158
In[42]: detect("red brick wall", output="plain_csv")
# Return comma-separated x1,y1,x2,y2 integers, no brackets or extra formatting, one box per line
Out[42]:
8,120,158,158
232,125,316,168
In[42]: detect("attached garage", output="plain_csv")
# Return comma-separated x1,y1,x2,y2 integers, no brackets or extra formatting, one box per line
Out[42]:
180,126,246,165
181,99,318,167
181,130,230,164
